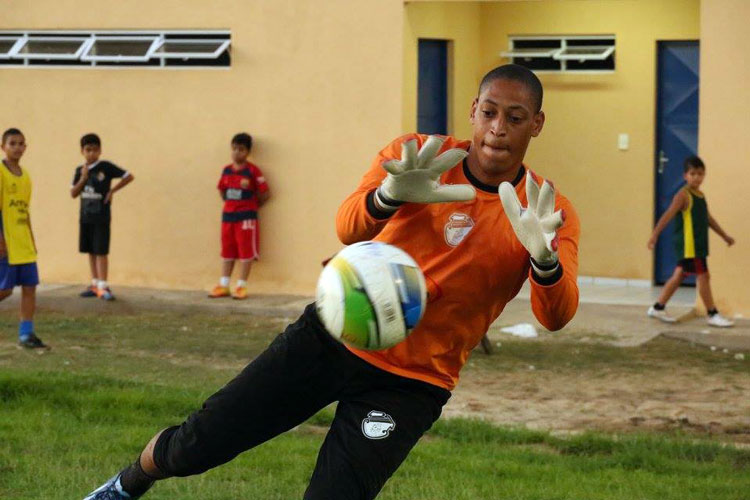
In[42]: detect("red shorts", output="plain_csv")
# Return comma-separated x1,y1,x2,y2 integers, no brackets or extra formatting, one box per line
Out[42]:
221,219,259,260
678,257,708,275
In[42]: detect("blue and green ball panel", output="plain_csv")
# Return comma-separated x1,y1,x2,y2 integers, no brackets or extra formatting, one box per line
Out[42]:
390,263,424,330
329,256,379,348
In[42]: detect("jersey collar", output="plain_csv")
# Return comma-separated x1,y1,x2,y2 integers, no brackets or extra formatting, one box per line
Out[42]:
462,157,526,194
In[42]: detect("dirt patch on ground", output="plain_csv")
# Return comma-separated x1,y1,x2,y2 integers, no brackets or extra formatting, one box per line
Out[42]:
5,285,749,443
445,363,750,442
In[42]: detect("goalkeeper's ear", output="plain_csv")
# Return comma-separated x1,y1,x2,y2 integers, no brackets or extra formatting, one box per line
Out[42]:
530,110,546,137
469,98,478,124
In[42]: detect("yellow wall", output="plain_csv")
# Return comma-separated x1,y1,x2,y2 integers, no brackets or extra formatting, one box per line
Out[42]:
404,0,700,280
403,2,481,139
5,0,744,314
698,0,750,314
0,0,404,294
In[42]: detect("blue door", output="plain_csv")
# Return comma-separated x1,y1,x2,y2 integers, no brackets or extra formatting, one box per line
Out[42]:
417,39,448,135
654,41,700,285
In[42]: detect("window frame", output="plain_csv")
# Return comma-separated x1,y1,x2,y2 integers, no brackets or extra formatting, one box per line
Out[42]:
499,47,561,59
0,30,231,68
151,38,231,59
0,36,25,60
9,35,94,60
502,35,616,74
80,35,162,63
553,45,615,61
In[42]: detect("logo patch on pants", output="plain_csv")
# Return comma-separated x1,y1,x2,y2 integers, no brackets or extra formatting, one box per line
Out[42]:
361,410,396,439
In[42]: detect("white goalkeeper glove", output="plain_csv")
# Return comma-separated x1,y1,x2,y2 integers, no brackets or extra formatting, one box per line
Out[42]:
375,135,476,210
499,171,565,277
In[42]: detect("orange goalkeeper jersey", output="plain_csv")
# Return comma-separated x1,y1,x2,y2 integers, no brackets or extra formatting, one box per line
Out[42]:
336,133,580,390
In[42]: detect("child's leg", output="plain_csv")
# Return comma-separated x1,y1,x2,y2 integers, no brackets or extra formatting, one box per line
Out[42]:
0,288,12,302
18,284,45,347
19,286,36,340
20,285,35,321
88,253,99,283
235,219,258,287
238,260,252,283
96,255,109,284
221,259,235,287
696,272,716,311
656,266,685,305
219,220,238,288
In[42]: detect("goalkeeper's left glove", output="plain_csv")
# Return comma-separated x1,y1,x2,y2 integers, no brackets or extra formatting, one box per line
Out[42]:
499,171,565,277
375,135,476,210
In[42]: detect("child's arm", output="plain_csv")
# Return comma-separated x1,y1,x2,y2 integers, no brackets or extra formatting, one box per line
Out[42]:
0,212,5,259
217,171,227,201
70,167,89,198
26,214,36,253
708,213,735,246
251,165,270,207
648,190,688,250
104,173,134,204
0,177,4,257
258,190,270,207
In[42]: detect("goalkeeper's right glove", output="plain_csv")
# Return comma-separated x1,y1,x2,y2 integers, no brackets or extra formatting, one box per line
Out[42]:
375,135,476,211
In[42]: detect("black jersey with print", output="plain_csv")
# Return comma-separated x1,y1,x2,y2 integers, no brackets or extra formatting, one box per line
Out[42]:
72,160,128,224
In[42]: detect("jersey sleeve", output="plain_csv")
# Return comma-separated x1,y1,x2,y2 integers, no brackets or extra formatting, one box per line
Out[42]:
104,162,128,179
251,165,269,193
335,134,418,245
528,195,580,331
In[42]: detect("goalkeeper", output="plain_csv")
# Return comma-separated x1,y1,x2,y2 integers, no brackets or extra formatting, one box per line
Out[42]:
84,64,580,500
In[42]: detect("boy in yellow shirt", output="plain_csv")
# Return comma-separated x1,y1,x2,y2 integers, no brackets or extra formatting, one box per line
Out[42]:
0,128,46,348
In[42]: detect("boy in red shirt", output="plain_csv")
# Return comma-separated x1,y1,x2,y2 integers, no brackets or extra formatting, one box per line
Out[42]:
209,133,269,300
85,65,579,500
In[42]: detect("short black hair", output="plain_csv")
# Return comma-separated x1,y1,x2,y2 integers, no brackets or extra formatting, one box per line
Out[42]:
231,132,252,151
684,155,705,172
81,133,101,148
478,64,543,113
2,128,24,145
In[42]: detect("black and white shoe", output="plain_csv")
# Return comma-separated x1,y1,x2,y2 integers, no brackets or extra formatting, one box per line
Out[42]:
19,333,49,349
83,473,139,499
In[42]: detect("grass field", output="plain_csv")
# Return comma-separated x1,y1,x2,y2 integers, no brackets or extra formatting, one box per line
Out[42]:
1,309,749,499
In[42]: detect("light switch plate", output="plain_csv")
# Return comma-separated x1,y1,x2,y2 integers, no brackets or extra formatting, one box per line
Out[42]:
618,133,629,151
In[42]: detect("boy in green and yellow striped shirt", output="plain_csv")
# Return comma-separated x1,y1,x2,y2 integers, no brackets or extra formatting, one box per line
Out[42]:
647,156,735,327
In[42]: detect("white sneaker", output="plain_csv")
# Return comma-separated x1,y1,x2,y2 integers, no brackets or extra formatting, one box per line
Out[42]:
647,306,677,323
707,313,734,328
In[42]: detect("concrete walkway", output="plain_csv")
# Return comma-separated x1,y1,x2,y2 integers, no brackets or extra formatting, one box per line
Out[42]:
498,280,748,350
3,280,748,351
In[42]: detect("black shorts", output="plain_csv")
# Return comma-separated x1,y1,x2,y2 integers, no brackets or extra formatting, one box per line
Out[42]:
678,257,708,275
153,304,450,500
79,222,110,255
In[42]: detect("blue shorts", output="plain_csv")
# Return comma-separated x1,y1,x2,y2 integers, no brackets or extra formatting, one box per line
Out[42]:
0,259,39,290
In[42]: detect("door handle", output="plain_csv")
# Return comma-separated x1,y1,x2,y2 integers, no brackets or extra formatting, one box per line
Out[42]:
658,150,669,174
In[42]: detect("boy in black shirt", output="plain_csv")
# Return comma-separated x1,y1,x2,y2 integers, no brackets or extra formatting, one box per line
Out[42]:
71,134,134,301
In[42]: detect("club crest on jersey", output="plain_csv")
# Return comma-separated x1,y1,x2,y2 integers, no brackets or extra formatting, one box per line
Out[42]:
97,172,105,181
361,410,396,439
444,213,474,247
240,178,250,188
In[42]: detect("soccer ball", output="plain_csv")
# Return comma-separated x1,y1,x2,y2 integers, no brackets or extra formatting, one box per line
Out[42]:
315,241,427,350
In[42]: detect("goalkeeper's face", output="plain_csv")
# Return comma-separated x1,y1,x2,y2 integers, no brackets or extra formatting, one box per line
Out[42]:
469,78,544,180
